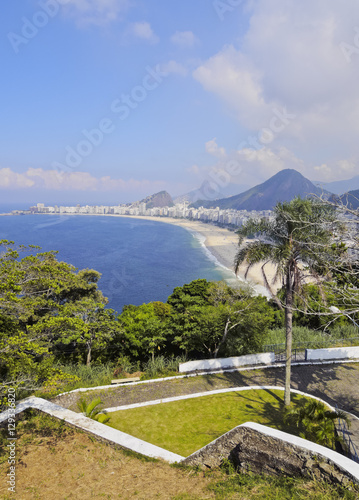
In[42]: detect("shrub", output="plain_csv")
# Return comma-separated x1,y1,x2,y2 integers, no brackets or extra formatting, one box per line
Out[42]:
77,397,110,424
142,355,187,379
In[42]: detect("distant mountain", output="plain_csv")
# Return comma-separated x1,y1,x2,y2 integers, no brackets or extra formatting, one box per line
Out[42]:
312,175,359,195
174,180,250,205
190,169,330,211
332,189,359,209
139,190,174,209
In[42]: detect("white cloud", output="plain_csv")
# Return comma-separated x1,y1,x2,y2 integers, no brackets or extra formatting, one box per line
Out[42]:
0,168,35,189
313,159,358,181
62,0,130,26
170,31,198,48
193,46,273,129
0,168,166,193
205,138,226,159
194,136,359,191
193,0,359,175
127,21,159,44
160,60,188,76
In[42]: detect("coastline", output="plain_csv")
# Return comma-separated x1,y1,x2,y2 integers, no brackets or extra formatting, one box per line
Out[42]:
98,214,277,295
2,212,277,295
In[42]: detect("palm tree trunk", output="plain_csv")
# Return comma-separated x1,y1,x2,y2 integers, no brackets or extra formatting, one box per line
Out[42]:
284,271,293,406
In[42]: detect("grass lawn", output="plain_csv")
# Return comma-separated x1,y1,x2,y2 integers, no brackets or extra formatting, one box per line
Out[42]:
2,411,358,499
107,388,309,456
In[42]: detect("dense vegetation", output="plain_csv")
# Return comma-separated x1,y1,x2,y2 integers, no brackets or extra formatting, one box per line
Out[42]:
1,197,359,404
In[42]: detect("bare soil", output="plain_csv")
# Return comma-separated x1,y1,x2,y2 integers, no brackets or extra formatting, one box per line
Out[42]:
0,424,215,499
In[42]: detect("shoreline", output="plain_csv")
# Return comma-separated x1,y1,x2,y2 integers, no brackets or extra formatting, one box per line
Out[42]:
2,212,276,295
123,215,275,296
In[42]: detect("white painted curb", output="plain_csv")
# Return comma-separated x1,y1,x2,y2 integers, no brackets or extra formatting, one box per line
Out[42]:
1,387,359,482
57,359,359,397
103,386,336,413
0,396,183,463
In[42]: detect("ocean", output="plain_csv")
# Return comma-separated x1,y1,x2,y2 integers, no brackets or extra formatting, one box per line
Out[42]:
0,209,233,313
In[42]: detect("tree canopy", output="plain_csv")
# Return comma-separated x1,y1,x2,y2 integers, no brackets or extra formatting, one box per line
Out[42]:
234,197,343,405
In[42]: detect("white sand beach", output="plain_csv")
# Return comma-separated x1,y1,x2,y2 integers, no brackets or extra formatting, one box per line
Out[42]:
19,211,279,295
109,215,279,295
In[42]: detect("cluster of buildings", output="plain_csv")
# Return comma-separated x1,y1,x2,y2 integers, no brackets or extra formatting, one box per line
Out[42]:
25,202,273,227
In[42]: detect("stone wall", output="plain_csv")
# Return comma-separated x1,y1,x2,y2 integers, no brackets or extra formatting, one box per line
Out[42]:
183,422,359,486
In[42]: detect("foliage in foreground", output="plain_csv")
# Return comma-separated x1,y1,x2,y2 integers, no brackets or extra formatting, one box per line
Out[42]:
284,399,350,450
77,397,110,424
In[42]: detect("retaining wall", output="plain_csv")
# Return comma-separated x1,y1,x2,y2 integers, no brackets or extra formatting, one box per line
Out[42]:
306,346,359,362
183,422,359,485
179,352,275,373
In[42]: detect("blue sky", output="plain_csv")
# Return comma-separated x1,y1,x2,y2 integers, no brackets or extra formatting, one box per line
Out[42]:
1,0,359,205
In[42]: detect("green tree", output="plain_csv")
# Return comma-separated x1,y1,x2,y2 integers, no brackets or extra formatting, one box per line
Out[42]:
234,198,339,405
0,240,106,327
167,279,211,312
31,300,119,366
207,281,272,358
0,240,111,396
169,281,273,358
117,302,171,362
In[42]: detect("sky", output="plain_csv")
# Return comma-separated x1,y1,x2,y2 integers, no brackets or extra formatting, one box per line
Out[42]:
1,0,359,206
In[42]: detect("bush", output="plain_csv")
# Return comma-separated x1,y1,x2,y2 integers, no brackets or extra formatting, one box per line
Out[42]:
77,397,110,424
142,355,187,379
113,356,140,377
264,327,330,348
36,370,81,398
329,324,359,340
264,325,359,350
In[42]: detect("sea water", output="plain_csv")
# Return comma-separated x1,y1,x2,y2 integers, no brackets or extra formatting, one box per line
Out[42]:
0,212,235,313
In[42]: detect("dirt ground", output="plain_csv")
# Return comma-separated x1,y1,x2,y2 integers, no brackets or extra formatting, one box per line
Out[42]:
0,425,215,500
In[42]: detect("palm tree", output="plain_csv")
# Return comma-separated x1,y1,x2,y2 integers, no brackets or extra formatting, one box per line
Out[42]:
284,399,350,449
77,397,111,424
234,197,337,405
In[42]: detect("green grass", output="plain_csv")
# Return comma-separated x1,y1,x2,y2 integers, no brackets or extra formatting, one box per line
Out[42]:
264,326,359,349
107,389,309,456
206,471,359,499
